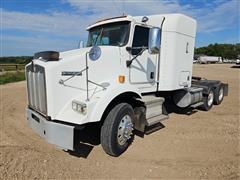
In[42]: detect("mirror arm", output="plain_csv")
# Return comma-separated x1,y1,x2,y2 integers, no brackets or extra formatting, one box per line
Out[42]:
126,47,147,67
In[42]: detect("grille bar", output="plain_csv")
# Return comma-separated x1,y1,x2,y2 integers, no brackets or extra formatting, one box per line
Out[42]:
26,64,47,115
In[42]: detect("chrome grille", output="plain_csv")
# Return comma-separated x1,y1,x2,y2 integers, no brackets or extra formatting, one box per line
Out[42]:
26,64,47,114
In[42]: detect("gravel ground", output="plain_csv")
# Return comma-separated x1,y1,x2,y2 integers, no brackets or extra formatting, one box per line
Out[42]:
0,64,239,179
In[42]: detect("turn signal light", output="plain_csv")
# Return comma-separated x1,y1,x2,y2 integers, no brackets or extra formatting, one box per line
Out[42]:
118,75,125,83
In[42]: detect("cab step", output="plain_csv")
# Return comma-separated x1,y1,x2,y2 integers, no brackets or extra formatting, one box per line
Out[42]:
146,114,169,126
142,95,165,119
145,122,165,135
190,101,204,108
144,114,168,135
134,95,168,133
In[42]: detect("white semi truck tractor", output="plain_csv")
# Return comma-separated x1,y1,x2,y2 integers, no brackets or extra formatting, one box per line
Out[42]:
25,14,228,156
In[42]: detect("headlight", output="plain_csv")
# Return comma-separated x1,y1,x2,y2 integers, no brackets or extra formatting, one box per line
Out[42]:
72,100,87,115
89,46,101,61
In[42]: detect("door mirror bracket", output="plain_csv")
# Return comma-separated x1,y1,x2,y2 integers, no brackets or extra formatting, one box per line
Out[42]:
126,46,147,67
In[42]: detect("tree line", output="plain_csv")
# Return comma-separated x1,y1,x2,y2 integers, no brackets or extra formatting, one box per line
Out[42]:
0,56,33,64
195,43,240,59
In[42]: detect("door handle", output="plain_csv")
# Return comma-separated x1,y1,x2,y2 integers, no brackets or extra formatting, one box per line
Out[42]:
150,72,154,79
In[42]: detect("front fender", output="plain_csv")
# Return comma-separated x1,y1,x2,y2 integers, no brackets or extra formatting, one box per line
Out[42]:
88,83,142,123
54,82,142,125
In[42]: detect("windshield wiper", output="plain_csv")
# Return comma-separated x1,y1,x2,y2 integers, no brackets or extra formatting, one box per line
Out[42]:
94,28,104,46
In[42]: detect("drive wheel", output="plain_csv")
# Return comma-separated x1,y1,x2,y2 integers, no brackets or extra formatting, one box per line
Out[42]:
214,85,224,105
200,89,214,111
101,103,134,156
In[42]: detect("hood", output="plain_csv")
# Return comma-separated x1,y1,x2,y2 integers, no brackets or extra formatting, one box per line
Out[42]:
59,47,92,60
42,46,123,119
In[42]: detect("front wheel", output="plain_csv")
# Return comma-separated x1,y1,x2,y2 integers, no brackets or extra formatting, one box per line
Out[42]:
101,103,134,156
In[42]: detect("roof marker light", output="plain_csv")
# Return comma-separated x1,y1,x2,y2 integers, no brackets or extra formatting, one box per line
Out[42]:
142,16,149,23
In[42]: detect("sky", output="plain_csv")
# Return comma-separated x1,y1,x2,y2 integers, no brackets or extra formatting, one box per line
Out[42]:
1,0,239,56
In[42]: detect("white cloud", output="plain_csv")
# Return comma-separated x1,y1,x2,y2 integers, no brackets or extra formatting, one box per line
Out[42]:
66,0,194,17
2,0,238,36
65,0,239,33
2,9,94,37
1,0,239,55
2,35,78,56
197,0,239,33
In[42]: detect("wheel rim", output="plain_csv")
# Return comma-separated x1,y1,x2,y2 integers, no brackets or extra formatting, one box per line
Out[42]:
218,87,224,101
208,91,214,106
117,115,133,146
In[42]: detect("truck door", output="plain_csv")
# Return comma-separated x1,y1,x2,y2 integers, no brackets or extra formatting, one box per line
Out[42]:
129,25,158,92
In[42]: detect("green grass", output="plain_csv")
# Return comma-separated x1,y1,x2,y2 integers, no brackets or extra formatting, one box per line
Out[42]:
0,71,26,85
0,66,25,71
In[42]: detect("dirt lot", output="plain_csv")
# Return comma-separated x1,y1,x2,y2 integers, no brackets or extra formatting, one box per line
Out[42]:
0,64,239,179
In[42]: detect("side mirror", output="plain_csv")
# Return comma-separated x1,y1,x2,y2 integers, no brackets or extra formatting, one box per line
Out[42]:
148,27,160,54
78,40,84,48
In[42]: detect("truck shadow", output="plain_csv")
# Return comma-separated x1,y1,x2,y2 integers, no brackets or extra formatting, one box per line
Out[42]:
231,65,240,68
164,98,198,116
67,98,199,158
68,122,102,158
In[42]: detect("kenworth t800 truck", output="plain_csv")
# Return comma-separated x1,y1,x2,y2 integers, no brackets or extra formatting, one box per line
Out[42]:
26,14,228,156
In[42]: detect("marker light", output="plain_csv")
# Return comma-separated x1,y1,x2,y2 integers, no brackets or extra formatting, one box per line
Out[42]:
118,75,125,83
142,16,149,23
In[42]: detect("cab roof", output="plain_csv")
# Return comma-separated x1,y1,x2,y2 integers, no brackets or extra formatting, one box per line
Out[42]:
86,15,134,30
87,14,197,37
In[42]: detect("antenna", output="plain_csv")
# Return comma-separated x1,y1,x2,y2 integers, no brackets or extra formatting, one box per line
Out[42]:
122,0,126,15
112,0,122,15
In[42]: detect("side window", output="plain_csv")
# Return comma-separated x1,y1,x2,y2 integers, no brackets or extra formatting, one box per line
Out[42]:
132,26,149,55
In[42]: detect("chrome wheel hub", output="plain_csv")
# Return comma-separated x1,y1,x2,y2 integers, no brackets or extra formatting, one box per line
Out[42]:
208,91,214,106
218,87,224,101
117,115,133,146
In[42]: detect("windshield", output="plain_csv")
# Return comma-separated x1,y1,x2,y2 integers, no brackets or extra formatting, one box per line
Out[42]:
87,21,130,47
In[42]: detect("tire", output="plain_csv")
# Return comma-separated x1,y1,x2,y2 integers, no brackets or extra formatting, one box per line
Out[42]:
214,85,224,105
101,103,134,157
199,89,214,111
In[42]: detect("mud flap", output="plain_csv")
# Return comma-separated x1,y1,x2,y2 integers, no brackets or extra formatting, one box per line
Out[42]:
222,83,228,96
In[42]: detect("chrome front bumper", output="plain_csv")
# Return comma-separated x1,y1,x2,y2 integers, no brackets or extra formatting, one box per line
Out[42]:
26,108,74,150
